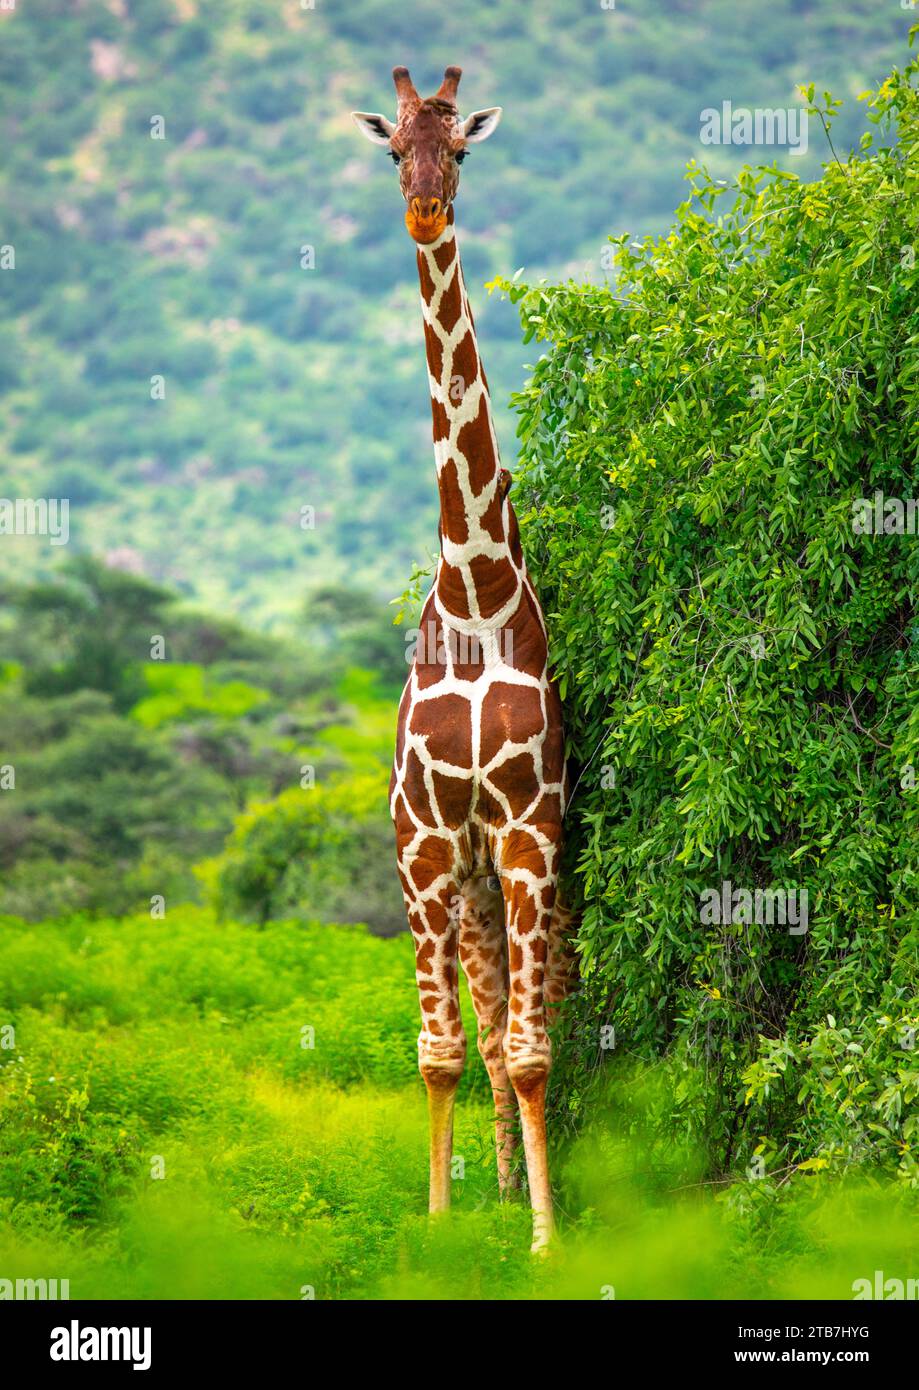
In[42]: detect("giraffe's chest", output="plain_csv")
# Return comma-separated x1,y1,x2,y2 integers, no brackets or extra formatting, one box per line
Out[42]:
398,586,550,748
401,666,549,771
390,588,567,845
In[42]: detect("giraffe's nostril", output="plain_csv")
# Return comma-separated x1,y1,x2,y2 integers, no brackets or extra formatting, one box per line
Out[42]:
409,196,443,222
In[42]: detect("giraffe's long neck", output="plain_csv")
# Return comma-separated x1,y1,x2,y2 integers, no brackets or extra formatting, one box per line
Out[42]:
416,210,521,627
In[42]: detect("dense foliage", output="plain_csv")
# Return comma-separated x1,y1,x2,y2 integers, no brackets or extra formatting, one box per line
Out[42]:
0,559,401,926
0,0,909,623
501,57,919,1184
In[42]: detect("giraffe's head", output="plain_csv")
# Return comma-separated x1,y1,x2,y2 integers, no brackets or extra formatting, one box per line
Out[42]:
352,66,501,245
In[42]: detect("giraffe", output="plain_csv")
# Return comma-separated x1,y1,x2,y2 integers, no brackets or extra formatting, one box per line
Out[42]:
353,65,577,1253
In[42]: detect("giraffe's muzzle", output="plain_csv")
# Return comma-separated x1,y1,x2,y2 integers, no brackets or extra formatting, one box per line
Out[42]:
406,196,448,244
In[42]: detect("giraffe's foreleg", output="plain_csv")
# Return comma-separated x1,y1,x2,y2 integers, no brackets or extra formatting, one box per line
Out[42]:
458,874,519,1196
399,847,466,1216
497,837,560,1254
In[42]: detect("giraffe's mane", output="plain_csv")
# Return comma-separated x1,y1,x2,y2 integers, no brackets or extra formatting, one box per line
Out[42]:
421,97,458,117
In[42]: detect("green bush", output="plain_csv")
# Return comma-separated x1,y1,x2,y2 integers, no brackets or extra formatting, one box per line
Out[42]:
0,562,403,921
200,773,406,935
497,57,919,1182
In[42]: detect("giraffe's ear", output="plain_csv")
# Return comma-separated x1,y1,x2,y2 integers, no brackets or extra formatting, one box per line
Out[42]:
462,107,502,143
351,111,396,145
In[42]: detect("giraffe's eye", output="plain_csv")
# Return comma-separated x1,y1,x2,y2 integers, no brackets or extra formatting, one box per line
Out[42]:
454,150,468,164
390,151,402,166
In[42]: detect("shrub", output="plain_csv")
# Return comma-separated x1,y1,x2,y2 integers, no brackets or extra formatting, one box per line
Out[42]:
199,774,406,934
497,57,919,1181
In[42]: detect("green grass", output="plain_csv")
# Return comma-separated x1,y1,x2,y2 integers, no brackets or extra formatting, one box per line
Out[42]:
0,910,916,1299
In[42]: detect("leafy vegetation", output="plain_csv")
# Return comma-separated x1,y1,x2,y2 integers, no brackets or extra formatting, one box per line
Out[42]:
0,559,403,928
497,53,919,1183
1,911,916,1298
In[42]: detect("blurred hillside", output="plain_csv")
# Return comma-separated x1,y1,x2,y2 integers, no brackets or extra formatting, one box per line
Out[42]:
0,0,910,626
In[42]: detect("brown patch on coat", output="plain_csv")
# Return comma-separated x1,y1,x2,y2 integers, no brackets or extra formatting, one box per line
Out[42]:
456,395,497,495
451,329,479,402
437,459,468,543
430,396,449,442
410,692,473,767
403,747,438,826
502,589,549,675
479,485,505,544
437,270,463,336
423,320,444,385
501,827,548,878
479,681,545,767
433,239,455,275
409,835,453,892
417,252,436,304
437,559,471,617
487,751,541,817
432,768,473,828
468,553,518,618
